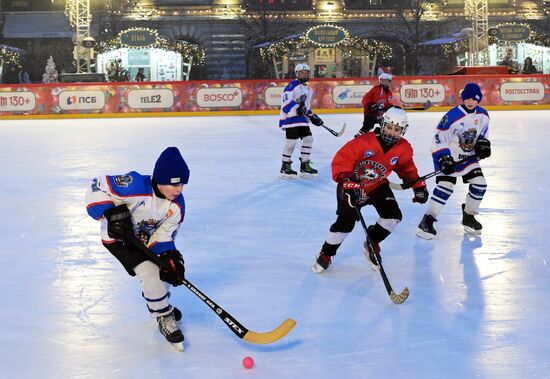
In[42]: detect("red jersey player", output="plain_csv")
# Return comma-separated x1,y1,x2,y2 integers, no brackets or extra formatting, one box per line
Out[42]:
312,107,429,273
356,73,394,137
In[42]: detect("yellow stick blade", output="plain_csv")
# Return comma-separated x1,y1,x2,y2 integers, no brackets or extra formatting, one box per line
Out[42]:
242,318,297,344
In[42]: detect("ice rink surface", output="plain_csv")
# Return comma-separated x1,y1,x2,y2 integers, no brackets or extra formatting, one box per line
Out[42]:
1,110,549,378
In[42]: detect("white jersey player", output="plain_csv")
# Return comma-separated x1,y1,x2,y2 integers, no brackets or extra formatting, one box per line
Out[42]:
417,83,492,239
85,147,189,351
279,63,324,179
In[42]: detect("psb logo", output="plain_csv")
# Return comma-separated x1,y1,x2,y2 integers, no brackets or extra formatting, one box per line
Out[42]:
59,90,105,110
390,157,399,165
338,88,351,100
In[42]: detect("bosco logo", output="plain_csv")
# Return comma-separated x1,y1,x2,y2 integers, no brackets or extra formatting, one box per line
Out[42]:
197,88,243,108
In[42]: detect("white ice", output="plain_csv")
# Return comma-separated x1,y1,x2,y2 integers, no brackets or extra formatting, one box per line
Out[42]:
1,110,549,378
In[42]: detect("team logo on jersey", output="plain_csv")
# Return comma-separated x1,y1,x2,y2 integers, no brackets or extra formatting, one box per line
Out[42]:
353,159,387,183
474,118,479,125
458,128,478,152
113,174,133,187
136,219,159,242
390,157,399,165
363,150,375,158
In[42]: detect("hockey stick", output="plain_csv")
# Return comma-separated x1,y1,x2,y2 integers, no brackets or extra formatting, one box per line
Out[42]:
319,122,346,137
355,208,409,304
130,238,296,344
403,100,432,111
388,157,471,191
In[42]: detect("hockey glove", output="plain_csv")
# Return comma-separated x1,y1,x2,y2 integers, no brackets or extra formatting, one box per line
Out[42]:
296,101,306,116
104,204,135,242
159,249,185,286
475,137,491,160
412,185,429,204
342,181,362,208
309,113,324,126
438,155,456,175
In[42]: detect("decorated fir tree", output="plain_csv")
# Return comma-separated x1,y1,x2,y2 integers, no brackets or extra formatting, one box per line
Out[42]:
106,59,129,82
42,56,59,83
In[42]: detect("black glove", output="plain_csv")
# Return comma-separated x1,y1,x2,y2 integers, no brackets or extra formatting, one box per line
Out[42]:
309,113,323,126
412,185,429,204
475,137,491,159
438,155,456,175
296,101,306,116
159,249,185,286
104,204,134,242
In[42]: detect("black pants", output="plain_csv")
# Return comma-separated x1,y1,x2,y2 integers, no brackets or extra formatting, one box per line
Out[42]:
103,241,151,276
323,184,402,255
359,115,381,134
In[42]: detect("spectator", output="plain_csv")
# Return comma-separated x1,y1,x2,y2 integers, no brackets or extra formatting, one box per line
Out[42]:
522,57,538,74
135,67,146,81
21,69,31,83
2,65,21,84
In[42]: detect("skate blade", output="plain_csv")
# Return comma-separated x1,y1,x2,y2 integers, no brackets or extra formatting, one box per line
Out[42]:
362,248,380,271
416,229,435,240
464,226,481,235
299,172,318,179
280,173,298,180
311,262,326,274
169,341,184,352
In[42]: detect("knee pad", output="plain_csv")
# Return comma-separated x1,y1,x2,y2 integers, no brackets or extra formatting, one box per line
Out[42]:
302,135,313,147
432,179,455,202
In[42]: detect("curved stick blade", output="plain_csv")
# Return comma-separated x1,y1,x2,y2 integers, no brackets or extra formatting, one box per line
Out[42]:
390,287,410,304
242,318,297,344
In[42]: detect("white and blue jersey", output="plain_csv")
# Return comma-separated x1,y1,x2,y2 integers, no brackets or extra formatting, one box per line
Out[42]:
279,79,314,129
431,105,490,176
85,171,185,255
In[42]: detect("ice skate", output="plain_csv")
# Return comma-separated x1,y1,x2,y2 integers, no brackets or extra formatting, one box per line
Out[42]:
157,310,184,351
280,160,298,180
462,204,482,235
363,231,381,271
417,214,437,240
312,252,332,273
172,306,182,323
299,159,318,179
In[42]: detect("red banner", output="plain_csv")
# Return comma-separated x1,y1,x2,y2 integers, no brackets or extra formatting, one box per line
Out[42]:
1,75,549,116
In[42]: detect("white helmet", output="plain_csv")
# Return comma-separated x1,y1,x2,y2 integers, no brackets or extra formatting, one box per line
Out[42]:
295,63,311,83
381,106,408,144
379,72,392,83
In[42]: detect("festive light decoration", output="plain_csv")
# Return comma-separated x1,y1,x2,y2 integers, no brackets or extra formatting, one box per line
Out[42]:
260,24,392,62
95,27,206,65
0,47,24,69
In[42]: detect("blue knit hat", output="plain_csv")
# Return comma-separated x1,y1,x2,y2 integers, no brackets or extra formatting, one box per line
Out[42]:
153,147,190,185
461,83,483,102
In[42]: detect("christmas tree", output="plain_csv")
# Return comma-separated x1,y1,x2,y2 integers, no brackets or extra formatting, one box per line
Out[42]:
106,59,129,82
42,56,59,83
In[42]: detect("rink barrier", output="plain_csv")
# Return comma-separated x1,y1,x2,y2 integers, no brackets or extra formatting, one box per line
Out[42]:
0,74,549,119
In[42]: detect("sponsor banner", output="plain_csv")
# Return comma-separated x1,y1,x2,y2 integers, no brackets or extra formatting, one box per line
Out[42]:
0,91,36,112
196,87,243,108
499,81,545,102
58,90,105,110
265,87,285,107
128,89,174,109
399,83,446,103
332,85,372,105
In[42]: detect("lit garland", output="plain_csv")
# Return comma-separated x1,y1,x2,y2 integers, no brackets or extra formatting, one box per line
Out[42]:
0,47,24,69
487,22,550,47
95,27,205,65
260,27,392,62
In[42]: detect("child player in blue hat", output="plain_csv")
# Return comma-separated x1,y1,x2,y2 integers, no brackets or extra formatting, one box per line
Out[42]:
417,83,492,239
85,147,189,351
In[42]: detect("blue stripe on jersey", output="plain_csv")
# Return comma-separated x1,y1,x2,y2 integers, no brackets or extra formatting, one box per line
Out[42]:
437,107,466,131
173,195,185,223
150,241,176,255
283,100,297,114
455,157,477,172
284,80,300,92
87,201,114,220
106,171,152,197
279,114,309,127
432,148,452,168
475,106,489,117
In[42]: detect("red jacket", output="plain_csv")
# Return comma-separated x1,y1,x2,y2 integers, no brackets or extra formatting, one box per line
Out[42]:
362,85,393,119
332,132,425,196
